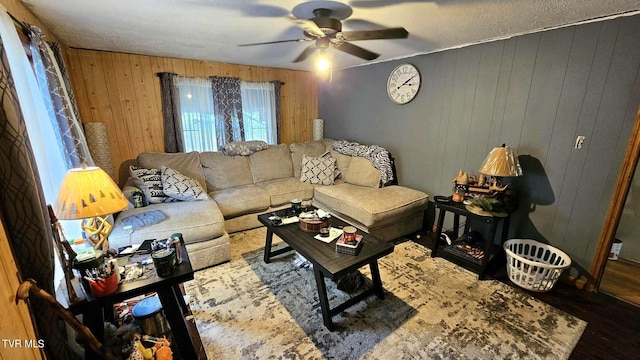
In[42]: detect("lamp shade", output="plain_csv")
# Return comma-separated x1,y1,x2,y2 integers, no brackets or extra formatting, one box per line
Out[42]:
55,166,128,220
479,145,523,177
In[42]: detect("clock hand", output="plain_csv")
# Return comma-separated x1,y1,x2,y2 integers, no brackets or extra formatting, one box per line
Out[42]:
397,74,417,89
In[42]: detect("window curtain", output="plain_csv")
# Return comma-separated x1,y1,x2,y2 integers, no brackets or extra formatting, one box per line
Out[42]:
271,80,282,144
177,76,217,152
211,76,244,148
28,25,93,169
0,7,71,360
158,72,183,153
240,81,278,144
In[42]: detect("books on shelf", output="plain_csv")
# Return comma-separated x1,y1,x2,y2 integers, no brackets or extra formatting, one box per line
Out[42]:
335,234,363,255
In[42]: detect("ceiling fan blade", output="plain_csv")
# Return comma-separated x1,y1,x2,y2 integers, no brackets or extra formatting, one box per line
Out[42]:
333,42,379,60
238,38,310,47
293,46,318,63
290,17,325,38
339,27,409,41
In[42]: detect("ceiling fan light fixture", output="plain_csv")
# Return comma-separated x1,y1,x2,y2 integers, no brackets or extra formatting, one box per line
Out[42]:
314,50,331,78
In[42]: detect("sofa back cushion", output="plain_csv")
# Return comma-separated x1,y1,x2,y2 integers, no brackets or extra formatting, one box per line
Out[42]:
200,151,253,191
289,140,327,179
249,144,293,183
329,149,352,178
137,152,207,192
342,156,381,188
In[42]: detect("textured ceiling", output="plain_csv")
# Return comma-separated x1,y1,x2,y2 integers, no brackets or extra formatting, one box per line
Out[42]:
19,0,640,72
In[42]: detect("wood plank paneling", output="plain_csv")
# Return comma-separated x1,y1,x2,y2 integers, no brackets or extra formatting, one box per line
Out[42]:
66,49,319,184
319,14,640,277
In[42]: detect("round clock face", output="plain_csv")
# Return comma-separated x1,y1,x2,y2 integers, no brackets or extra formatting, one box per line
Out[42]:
387,63,421,104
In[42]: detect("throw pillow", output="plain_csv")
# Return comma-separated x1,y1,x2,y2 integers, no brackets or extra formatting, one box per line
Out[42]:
343,156,381,188
320,151,341,179
161,166,209,201
129,165,172,204
300,155,336,185
222,140,269,156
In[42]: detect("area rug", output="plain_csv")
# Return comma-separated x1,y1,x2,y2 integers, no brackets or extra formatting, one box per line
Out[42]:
184,228,586,359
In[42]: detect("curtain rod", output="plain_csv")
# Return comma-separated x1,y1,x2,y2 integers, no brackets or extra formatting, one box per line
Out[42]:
155,72,285,85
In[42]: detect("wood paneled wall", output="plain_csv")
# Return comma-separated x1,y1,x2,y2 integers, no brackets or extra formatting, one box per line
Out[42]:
66,49,319,184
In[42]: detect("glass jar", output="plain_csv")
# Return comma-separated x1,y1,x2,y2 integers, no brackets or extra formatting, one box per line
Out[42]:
452,188,465,203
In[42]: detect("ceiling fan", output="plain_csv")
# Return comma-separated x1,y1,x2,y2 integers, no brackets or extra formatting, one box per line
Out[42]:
239,0,409,63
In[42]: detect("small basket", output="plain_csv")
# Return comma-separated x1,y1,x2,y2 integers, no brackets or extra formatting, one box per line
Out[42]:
88,272,119,297
503,239,571,292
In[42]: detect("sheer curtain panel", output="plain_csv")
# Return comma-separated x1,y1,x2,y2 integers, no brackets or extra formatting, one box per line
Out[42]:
178,76,218,152
241,81,277,144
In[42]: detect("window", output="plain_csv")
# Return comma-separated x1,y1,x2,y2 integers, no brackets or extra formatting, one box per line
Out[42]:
175,76,278,151
177,77,217,152
240,81,277,144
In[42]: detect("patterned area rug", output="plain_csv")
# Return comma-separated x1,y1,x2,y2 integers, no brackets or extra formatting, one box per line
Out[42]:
185,228,586,359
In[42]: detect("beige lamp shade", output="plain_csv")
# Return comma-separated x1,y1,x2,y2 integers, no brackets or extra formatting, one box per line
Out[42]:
55,165,128,220
479,145,523,177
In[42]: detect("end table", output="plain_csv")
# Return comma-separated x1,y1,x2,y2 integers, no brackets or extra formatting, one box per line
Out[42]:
431,200,510,280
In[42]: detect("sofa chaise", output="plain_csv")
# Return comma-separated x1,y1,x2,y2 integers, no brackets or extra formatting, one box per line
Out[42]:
109,139,429,270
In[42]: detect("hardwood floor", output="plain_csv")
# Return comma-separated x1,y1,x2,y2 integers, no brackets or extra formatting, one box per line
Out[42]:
411,234,640,360
600,257,640,306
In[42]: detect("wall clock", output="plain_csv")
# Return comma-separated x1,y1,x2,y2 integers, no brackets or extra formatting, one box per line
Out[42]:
387,63,421,104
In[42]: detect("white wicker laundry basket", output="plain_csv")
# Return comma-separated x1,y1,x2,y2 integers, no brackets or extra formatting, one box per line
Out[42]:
503,239,571,292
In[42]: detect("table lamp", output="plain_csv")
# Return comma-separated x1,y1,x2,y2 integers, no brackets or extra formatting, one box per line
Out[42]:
54,164,128,251
479,144,523,186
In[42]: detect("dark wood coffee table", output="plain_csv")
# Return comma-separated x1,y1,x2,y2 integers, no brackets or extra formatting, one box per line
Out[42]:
258,210,394,331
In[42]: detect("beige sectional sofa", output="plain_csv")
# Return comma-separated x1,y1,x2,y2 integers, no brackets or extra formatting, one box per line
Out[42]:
110,139,429,271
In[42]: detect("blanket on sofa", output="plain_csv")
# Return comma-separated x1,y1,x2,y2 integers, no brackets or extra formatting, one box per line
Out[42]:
333,140,394,185
119,210,167,231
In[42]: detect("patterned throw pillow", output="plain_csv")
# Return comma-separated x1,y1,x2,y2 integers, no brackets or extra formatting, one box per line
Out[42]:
320,151,341,179
300,155,336,185
129,165,172,204
161,166,209,201
222,140,269,156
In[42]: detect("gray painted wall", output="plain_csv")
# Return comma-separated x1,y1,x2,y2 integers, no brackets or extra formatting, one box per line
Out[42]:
319,15,640,276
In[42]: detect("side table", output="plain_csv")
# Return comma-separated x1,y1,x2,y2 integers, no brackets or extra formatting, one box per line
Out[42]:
431,200,510,280
56,241,207,359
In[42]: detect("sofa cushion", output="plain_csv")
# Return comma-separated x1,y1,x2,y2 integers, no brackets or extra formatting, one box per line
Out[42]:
290,140,328,179
329,149,352,179
300,155,336,185
137,152,206,193
314,183,429,228
109,199,225,248
248,144,293,183
343,157,381,188
161,166,208,201
255,177,314,206
211,184,271,218
200,151,253,191
129,165,172,204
